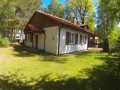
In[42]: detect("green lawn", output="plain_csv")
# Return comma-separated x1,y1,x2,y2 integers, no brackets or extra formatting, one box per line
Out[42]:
0,45,119,90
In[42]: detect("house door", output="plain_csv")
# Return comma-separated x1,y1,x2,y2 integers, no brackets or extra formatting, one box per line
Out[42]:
35,35,38,49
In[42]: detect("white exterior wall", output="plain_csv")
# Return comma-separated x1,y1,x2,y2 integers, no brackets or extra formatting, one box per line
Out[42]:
44,26,59,55
33,33,44,50
24,26,89,55
59,28,88,54
24,41,32,47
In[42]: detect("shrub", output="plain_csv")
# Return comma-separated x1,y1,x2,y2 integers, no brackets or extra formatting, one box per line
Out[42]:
108,27,120,54
0,36,11,47
116,36,120,59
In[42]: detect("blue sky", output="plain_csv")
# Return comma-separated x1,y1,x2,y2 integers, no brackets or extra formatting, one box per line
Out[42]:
42,0,66,7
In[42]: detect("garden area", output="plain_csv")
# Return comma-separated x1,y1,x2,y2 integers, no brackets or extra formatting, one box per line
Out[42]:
0,45,120,90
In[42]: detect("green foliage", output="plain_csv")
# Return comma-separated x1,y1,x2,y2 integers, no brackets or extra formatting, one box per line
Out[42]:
0,0,42,37
65,0,95,31
12,0,42,30
96,0,120,52
108,27,120,52
117,37,120,58
0,36,10,47
97,0,120,38
44,0,64,18
0,0,15,32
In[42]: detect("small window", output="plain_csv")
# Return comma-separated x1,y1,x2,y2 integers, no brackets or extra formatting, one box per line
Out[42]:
26,34,32,42
69,33,75,44
66,32,78,45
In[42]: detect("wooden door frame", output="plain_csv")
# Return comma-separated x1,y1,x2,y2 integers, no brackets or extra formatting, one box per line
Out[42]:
35,34,38,49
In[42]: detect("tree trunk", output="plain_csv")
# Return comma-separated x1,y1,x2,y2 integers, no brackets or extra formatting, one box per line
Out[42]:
81,13,85,24
103,38,110,52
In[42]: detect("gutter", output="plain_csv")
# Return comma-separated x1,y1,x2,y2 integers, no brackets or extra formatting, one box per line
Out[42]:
44,31,46,52
58,28,61,56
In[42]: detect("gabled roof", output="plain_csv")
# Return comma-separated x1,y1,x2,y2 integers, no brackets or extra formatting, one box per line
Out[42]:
25,11,95,36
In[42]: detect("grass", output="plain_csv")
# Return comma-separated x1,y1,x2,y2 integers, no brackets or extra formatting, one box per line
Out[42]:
0,45,120,90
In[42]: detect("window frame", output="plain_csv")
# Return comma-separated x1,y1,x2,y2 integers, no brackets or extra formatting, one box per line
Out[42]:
69,33,75,45
26,34,32,42
66,32,79,45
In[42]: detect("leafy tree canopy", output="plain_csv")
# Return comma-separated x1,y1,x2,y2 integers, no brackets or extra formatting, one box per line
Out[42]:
44,0,64,18
65,0,95,31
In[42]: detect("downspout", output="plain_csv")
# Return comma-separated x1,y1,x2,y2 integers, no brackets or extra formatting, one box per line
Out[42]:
32,33,34,48
87,34,89,50
58,28,61,56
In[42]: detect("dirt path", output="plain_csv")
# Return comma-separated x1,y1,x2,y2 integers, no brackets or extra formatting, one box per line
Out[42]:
88,48,103,52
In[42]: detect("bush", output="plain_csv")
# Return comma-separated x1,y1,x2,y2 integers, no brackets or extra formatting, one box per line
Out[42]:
0,36,11,47
116,37,120,59
108,28,120,54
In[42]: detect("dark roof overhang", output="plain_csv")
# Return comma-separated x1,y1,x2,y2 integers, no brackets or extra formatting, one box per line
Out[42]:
25,24,45,33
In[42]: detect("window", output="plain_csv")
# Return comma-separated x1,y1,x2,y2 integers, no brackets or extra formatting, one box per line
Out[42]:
80,34,83,44
66,32,78,45
80,34,87,44
69,33,75,44
26,34,33,42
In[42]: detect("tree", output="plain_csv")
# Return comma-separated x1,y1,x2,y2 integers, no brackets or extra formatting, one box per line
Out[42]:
108,27,120,52
44,0,64,18
0,0,42,41
0,0,15,37
96,0,120,52
65,0,95,31
13,0,42,30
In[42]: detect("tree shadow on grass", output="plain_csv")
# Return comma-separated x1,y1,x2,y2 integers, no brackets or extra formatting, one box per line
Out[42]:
12,45,68,64
74,51,93,57
12,45,35,57
73,50,105,58
0,55,120,90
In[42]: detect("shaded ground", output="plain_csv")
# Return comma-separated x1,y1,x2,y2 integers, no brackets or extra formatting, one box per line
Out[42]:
0,45,120,90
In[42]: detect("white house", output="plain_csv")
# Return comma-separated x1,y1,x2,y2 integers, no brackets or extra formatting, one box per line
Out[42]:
24,11,95,55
